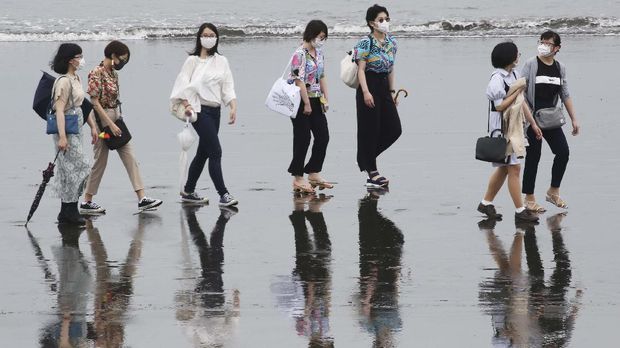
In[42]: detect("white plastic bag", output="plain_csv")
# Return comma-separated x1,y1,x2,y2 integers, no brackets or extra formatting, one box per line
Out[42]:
340,51,359,88
265,54,301,118
177,119,197,192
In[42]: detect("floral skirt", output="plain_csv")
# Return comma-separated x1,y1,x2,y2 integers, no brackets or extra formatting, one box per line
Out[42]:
50,110,91,202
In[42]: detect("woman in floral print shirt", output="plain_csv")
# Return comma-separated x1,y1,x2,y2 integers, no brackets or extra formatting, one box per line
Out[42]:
353,4,402,189
287,19,333,194
81,40,162,214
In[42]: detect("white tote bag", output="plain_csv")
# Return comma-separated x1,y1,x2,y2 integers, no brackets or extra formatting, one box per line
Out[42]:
340,51,359,88
265,55,302,118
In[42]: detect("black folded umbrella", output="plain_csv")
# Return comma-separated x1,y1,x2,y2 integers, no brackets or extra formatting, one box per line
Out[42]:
33,71,92,123
25,150,61,226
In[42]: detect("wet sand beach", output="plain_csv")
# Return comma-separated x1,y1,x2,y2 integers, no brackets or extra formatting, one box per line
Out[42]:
1,37,619,347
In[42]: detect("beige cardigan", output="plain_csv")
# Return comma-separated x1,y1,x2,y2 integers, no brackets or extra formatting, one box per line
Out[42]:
503,77,527,158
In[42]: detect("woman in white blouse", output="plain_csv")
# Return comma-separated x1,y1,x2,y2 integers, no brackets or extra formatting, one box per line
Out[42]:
171,23,239,207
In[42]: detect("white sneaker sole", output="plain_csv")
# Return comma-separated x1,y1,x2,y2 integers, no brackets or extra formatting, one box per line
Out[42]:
79,208,106,215
181,197,209,204
219,200,239,207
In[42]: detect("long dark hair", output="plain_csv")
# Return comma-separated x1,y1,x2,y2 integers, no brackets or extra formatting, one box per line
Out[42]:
50,43,82,74
189,23,220,56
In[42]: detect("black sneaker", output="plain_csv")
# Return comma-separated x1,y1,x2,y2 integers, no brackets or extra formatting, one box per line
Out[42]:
80,201,106,214
181,191,209,204
477,203,503,219
515,209,539,222
138,197,163,210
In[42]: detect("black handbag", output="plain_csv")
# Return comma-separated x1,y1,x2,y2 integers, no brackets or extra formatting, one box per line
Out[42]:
476,129,508,163
102,116,132,150
475,101,508,163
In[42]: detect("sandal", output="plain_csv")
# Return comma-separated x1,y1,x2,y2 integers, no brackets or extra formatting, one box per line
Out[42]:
308,179,335,190
525,200,547,213
366,175,389,188
546,193,568,209
293,182,315,194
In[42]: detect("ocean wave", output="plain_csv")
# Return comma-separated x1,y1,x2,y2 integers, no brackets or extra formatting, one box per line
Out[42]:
1,16,619,41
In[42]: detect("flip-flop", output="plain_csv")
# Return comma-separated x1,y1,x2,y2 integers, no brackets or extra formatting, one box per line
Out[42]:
546,193,568,209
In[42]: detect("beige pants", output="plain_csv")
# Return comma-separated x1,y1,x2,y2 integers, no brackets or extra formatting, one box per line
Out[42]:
84,108,144,195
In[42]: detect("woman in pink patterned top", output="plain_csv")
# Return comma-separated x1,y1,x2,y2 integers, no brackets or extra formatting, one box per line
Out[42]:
287,20,333,194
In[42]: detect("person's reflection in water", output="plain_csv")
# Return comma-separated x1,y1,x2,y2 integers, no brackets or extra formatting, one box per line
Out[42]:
85,213,154,347
357,189,404,348
478,218,532,346
39,224,92,348
176,205,240,347
478,213,582,347
289,193,334,347
524,213,583,347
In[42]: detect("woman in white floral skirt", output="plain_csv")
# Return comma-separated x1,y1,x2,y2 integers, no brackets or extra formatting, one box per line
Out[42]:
49,43,99,225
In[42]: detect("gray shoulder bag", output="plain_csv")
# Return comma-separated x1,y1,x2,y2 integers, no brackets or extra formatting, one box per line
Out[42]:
534,62,566,130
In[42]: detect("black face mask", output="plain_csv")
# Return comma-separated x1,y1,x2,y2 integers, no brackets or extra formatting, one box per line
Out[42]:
114,60,127,70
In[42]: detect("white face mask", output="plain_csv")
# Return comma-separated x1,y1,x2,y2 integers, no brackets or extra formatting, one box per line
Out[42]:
375,20,390,34
312,38,325,49
537,44,553,57
200,37,217,50
74,57,85,70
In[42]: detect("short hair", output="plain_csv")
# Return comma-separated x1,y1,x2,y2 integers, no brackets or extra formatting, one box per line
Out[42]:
190,23,220,56
50,43,82,74
540,30,561,47
104,40,130,62
491,41,518,69
303,20,328,42
366,4,389,32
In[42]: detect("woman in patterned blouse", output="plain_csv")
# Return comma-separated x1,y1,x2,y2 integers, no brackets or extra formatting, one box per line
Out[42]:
81,41,162,214
287,20,333,194
353,4,402,189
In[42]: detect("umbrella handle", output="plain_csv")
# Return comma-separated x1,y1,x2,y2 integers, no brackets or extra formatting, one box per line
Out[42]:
52,149,62,164
394,89,409,104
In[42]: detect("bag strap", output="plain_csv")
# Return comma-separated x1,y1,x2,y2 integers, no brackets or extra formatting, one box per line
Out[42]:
51,75,75,112
486,71,516,133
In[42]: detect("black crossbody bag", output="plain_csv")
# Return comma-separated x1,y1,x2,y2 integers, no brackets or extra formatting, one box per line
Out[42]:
93,75,132,150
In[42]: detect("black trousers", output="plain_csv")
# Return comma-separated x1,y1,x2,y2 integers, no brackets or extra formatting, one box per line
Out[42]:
356,72,402,172
522,126,570,194
288,97,330,176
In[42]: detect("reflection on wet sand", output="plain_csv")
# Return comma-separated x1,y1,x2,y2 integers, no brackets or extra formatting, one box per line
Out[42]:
478,214,582,347
272,194,335,347
291,194,334,347
32,215,152,348
176,205,240,347
87,214,153,347
38,224,92,348
356,190,404,348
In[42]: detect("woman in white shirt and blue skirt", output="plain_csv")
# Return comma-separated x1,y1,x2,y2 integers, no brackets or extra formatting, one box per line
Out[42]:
171,23,239,207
